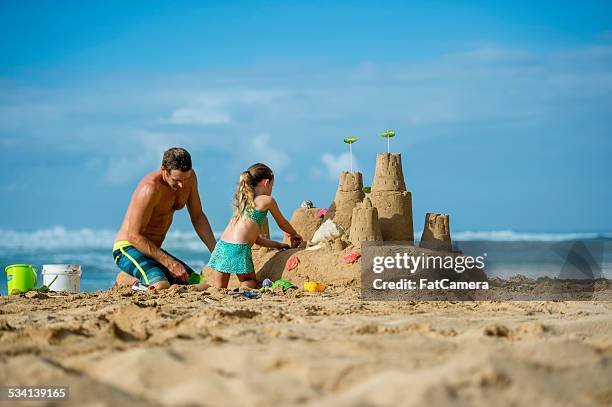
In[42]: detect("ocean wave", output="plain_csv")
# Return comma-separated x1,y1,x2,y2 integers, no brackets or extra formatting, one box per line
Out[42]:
449,230,612,241
1,227,610,252
0,227,227,252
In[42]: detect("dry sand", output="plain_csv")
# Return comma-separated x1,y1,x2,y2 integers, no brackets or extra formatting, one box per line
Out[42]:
1,276,612,406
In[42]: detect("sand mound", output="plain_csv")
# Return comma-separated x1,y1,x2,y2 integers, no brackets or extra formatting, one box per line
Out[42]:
282,207,324,244
251,245,360,289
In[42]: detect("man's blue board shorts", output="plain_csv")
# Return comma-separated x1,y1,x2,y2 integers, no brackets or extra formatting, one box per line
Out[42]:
112,240,195,285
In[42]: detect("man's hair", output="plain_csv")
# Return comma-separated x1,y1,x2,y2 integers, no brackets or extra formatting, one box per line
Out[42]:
161,147,192,173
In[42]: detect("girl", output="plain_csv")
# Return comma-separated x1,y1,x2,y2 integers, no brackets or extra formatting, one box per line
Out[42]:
207,163,303,288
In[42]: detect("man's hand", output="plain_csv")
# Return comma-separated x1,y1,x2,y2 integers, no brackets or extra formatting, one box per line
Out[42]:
167,260,188,283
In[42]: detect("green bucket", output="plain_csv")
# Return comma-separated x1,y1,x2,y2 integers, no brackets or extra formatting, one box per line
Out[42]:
5,264,38,295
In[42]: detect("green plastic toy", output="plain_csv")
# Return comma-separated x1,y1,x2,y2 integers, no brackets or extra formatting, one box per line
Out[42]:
188,273,204,285
271,279,294,291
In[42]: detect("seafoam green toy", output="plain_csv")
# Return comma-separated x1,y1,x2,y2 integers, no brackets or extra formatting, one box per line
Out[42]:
271,279,294,291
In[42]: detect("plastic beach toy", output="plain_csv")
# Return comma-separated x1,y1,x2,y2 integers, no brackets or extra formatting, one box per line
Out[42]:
229,290,261,299
286,256,299,271
42,264,81,292
304,281,326,293
343,251,361,265
317,208,328,219
271,279,294,291
5,264,37,295
262,278,273,287
188,273,204,285
132,281,155,291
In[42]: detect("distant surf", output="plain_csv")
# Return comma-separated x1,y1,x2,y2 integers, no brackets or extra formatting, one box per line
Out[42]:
1,227,610,252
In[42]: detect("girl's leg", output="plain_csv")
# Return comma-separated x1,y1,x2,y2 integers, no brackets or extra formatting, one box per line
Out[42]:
209,269,230,288
237,271,257,289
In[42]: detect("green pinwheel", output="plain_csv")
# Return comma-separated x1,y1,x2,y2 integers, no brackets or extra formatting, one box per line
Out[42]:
379,130,395,153
343,136,359,173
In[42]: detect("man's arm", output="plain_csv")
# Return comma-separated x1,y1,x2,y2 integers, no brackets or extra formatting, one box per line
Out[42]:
187,172,217,253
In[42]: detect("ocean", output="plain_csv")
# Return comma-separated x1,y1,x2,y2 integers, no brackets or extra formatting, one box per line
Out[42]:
1,227,611,295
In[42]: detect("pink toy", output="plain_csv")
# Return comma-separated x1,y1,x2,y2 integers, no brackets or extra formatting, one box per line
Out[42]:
286,255,299,271
343,251,361,265
317,208,328,219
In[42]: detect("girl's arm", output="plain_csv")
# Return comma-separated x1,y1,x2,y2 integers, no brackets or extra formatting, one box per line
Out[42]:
264,196,300,237
255,235,290,250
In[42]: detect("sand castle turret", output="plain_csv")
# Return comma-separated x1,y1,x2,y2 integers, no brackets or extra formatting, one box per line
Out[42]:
282,207,323,244
369,153,414,241
349,197,382,246
420,213,452,251
327,171,365,231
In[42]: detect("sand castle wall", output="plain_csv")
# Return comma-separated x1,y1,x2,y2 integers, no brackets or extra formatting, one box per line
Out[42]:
369,153,414,241
419,213,452,252
327,171,365,231
282,208,324,244
349,197,382,246
252,217,271,249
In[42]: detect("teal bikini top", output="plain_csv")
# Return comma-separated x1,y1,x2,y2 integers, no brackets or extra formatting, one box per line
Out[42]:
243,208,268,228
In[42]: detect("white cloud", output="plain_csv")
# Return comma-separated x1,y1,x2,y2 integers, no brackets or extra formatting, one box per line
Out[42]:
318,152,359,180
169,89,285,126
243,133,289,171
170,105,230,125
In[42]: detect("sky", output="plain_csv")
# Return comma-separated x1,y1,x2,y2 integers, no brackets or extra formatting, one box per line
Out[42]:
0,0,611,235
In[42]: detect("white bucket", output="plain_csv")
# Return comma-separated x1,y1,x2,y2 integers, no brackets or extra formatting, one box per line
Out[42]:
42,264,81,292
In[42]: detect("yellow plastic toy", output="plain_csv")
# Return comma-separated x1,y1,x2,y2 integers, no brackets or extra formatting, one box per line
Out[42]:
303,281,326,293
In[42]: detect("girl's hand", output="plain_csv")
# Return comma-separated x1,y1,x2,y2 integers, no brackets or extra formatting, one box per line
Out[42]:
277,242,291,251
290,234,303,248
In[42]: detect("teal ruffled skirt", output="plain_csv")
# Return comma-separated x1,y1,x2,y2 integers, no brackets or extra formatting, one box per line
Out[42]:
208,240,254,274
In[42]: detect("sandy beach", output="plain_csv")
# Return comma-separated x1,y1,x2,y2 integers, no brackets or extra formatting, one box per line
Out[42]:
2,277,612,406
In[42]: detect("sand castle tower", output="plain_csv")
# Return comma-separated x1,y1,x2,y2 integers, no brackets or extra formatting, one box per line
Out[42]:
369,153,414,241
349,197,382,246
282,208,323,244
327,171,365,231
420,213,452,251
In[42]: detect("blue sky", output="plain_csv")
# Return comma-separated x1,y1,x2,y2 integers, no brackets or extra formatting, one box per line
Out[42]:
1,0,611,235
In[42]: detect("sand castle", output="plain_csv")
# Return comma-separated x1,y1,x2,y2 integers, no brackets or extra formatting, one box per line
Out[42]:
369,153,414,241
282,208,323,244
349,197,382,246
419,213,452,251
326,171,365,231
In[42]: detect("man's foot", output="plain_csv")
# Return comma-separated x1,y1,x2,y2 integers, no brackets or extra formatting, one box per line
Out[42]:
152,280,171,290
115,271,138,287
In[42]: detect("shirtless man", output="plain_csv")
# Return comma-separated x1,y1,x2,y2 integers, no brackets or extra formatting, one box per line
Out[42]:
112,147,216,290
